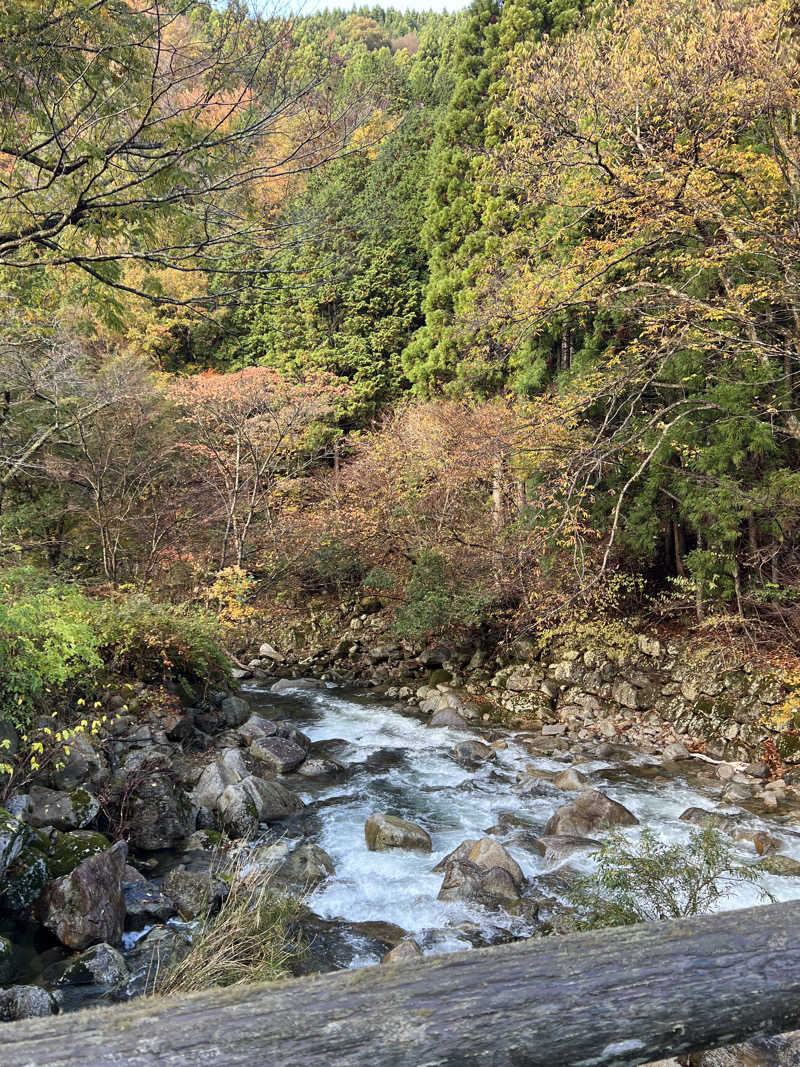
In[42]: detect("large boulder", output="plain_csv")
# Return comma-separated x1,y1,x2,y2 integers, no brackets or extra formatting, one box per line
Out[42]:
467,838,524,888
26,785,99,831
123,880,176,928
36,841,127,950
0,985,58,1023
217,776,303,838
273,843,335,889
432,839,478,873
48,942,129,989
124,925,193,995
237,715,278,744
47,830,111,879
0,935,13,984
427,709,470,730
0,840,49,913
544,790,639,836
365,814,432,853
192,748,249,809
250,735,306,775
437,860,521,910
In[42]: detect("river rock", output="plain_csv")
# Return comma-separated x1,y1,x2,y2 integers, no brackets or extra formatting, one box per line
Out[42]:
428,708,470,730
467,838,524,888
192,748,249,809
163,865,228,919
663,742,690,761
757,855,800,877
453,741,495,763
237,715,278,744
123,880,176,928
432,839,478,873
50,942,129,988
0,985,58,1022
271,678,326,694
36,841,126,950
679,807,744,834
734,829,781,856
121,754,196,851
217,776,303,838
250,735,307,774
553,767,589,791
437,860,521,910
382,939,423,964
274,843,335,888
534,835,601,862
544,789,639,836
26,785,99,831
47,830,111,879
51,736,110,792
365,814,432,852
295,757,345,779
0,840,49,913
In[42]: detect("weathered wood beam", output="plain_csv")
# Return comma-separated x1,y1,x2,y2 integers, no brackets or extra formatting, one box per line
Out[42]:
5,900,800,1067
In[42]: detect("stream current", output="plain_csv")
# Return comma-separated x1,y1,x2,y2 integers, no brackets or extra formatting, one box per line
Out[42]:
243,680,800,965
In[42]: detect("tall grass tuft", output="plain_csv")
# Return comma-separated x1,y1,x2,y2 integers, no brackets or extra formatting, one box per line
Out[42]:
153,856,303,996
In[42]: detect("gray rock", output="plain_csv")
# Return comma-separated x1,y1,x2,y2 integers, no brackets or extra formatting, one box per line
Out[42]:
534,834,601,862
237,715,278,744
271,678,326,694
295,757,345,779
0,985,58,1022
51,942,129,988
0,807,27,879
275,843,335,888
553,767,589,791
453,741,495,763
52,736,110,792
124,925,192,993
427,708,470,730
545,790,639,836
192,747,250,809
36,841,127,950
26,785,99,831
218,776,303,838
612,679,651,710
467,838,524,888
365,814,432,853
123,880,175,928
250,735,307,774
432,839,479,873
122,758,196,851
663,742,690,761
219,695,250,727
163,865,228,919
757,855,800,878
437,860,521,910
679,807,744,834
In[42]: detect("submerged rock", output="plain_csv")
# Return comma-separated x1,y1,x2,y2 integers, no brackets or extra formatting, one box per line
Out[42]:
364,813,432,853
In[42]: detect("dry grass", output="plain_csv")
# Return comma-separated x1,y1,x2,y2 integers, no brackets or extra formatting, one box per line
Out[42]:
153,854,303,997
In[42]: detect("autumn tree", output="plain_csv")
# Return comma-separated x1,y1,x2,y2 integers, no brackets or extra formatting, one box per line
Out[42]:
484,0,800,620
170,368,343,568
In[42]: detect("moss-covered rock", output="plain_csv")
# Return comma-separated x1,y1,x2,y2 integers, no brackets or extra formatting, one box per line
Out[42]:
47,830,111,879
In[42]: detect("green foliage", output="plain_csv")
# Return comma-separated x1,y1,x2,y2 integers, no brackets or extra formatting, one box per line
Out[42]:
570,827,768,928
394,550,491,639
0,568,104,729
0,568,230,728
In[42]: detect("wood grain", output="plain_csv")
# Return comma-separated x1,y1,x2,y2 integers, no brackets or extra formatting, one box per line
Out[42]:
5,900,800,1067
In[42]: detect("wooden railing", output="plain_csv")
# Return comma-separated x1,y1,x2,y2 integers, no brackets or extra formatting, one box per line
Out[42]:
5,899,800,1066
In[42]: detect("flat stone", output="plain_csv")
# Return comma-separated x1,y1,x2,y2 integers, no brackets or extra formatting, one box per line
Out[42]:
249,736,306,774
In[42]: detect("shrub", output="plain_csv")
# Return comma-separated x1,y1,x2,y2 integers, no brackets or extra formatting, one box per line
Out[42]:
0,568,104,729
394,551,492,640
303,537,366,595
95,595,231,698
0,569,230,729
570,826,769,928
154,857,302,996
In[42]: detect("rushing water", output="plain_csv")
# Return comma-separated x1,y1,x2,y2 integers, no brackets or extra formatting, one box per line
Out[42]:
243,681,800,966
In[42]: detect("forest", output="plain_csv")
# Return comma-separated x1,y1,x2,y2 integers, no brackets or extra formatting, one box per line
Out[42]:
1,0,800,719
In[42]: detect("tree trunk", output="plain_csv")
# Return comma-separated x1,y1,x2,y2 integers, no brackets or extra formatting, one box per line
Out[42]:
6,902,800,1067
